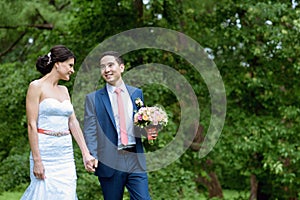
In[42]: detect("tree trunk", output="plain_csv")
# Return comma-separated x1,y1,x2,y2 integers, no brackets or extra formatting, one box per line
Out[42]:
257,181,271,200
196,171,224,198
250,174,258,200
189,124,204,152
134,0,143,18
189,125,223,198
208,172,224,198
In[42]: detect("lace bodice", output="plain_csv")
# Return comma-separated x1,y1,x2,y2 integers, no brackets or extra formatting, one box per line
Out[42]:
37,98,73,132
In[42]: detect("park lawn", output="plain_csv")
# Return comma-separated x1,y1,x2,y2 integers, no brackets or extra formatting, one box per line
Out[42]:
198,189,248,200
0,191,23,200
0,190,247,200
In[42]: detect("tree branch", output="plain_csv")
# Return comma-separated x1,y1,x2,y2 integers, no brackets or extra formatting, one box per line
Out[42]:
0,31,27,58
0,24,53,30
29,24,54,29
35,8,48,23
0,8,54,59
58,1,71,11
49,0,71,11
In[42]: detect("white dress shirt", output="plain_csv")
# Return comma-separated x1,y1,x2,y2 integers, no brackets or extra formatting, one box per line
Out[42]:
106,82,136,149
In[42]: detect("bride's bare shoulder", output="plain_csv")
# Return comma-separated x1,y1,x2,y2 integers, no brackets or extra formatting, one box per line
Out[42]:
28,79,44,92
30,78,46,86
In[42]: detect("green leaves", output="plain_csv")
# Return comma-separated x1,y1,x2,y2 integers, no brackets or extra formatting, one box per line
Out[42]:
1,0,300,198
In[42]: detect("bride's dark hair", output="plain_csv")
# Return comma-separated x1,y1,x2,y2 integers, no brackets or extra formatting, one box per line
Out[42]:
36,45,76,75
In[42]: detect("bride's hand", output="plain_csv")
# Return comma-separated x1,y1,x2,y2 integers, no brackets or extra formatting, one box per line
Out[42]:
33,160,46,179
83,155,98,172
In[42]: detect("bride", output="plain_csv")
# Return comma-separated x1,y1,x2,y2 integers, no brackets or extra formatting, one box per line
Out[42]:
21,45,97,200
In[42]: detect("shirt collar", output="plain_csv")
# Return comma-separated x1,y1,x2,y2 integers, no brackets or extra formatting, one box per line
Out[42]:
106,81,126,94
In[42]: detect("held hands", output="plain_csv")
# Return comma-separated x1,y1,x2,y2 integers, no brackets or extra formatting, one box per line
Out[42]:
83,154,98,173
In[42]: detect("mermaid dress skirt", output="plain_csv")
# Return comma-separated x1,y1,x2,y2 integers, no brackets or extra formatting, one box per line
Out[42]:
21,98,78,200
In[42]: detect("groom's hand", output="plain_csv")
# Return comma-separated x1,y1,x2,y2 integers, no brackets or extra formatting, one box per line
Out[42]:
84,155,98,172
145,126,159,140
93,159,98,169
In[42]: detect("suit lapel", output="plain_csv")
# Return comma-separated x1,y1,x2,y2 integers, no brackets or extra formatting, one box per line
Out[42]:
126,85,145,148
126,85,139,115
96,85,140,130
96,88,117,129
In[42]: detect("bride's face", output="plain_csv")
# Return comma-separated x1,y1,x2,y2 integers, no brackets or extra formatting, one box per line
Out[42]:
55,58,75,81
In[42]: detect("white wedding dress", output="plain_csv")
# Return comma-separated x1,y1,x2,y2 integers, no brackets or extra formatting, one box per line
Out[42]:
21,98,78,200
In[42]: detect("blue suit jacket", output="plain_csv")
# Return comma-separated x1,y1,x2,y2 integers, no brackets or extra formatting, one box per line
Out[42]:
84,85,147,177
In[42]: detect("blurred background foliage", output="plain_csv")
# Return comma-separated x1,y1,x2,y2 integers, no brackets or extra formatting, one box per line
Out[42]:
1,0,300,199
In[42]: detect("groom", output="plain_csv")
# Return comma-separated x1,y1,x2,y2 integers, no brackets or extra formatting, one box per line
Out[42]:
83,51,154,200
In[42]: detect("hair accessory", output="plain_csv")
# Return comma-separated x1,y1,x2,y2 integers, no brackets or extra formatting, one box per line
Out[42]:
47,52,52,65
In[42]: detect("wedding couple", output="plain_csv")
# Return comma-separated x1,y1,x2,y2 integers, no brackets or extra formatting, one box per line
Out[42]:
21,45,157,200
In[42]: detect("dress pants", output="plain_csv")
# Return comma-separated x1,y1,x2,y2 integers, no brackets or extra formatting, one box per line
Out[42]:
98,150,151,200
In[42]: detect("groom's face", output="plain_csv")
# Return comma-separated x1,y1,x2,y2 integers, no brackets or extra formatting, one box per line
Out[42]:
100,55,125,86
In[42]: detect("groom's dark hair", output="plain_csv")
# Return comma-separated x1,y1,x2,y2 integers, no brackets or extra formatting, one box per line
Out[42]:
99,51,124,65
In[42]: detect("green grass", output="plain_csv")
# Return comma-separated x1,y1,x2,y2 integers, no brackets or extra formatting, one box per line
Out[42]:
0,192,23,200
0,190,248,200
223,189,248,199
196,189,248,200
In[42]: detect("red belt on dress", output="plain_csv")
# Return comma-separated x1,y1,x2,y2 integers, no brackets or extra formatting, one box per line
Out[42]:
37,128,70,137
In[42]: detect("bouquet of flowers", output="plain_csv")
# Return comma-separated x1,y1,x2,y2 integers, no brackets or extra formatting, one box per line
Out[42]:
134,98,168,143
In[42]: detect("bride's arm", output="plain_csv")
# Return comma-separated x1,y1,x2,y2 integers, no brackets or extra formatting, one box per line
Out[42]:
26,81,45,179
69,112,98,172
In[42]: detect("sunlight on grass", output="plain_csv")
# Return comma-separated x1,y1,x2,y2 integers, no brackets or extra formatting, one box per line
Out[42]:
0,192,23,200
197,189,248,200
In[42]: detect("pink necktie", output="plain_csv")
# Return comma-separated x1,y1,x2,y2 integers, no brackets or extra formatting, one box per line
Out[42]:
115,88,128,145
